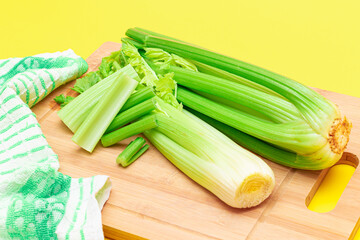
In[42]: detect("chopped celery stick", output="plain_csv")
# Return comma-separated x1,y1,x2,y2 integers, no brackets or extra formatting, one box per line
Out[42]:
101,115,157,147
121,87,155,112
58,65,139,133
72,73,138,152
116,137,149,167
129,144,149,163
106,98,156,134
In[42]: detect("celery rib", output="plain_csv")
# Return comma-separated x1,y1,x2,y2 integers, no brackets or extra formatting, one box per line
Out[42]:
144,98,275,208
101,115,158,147
177,87,325,154
58,65,139,132
106,97,156,134
121,87,155,112
72,73,138,152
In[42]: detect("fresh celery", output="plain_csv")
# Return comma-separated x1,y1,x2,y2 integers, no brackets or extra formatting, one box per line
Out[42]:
106,97,156,134
72,73,138,152
144,98,275,208
170,66,300,123
116,137,149,167
101,115,158,147
177,87,325,155
121,87,155,112
127,28,352,170
58,65,140,133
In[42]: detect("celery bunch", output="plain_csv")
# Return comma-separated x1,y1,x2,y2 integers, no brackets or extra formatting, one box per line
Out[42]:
125,28,352,170
56,36,278,208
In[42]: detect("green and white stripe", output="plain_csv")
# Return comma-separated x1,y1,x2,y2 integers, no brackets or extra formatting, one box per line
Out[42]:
0,51,111,240
0,50,88,107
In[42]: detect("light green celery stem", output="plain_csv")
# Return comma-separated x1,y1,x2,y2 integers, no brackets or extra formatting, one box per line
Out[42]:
58,65,139,132
144,128,227,192
121,87,155,112
187,108,332,170
101,115,158,147
190,60,281,98
116,137,146,167
72,73,138,152
171,66,300,123
106,97,156,134
126,29,337,135
177,87,326,154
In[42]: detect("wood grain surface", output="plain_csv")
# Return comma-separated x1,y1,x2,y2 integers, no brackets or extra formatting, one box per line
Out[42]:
31,42,360,240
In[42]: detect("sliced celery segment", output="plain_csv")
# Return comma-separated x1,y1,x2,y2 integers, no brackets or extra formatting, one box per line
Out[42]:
58,65,139,132
72,73,138,152
117,137,149,167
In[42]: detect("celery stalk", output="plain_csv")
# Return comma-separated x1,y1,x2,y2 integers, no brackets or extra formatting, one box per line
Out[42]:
128,144,149,164
58,65,139,132
177,87,325,154
116,137,148,167
121,87,155,112
106,97,156,133
101,115,158,147
171,66,300,123
144,98,275,208
72,73,138,152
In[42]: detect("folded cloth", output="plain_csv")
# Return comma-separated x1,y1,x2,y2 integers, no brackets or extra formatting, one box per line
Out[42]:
0,51,111,240
0,50,88,107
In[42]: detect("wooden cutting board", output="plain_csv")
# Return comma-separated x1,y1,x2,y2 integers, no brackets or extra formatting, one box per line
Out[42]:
31,42,360,240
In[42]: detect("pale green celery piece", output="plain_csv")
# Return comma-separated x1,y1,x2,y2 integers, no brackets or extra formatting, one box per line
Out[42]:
58,65,139,132
72,73,138,152
116,137,148,167
144,97,275,208
101,115,158,147
106,97,156,134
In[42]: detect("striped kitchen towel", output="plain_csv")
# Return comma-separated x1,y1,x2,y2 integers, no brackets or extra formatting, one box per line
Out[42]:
0,50,88,107
0,51,111,240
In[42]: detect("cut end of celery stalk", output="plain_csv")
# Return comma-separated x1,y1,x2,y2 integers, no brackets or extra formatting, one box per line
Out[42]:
116,137,149,167
72,73,138,152
117,143,149,167
328,116,352,154
58,64,140,133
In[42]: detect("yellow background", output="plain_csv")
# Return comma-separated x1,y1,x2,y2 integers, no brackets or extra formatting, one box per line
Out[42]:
1,0,359,97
